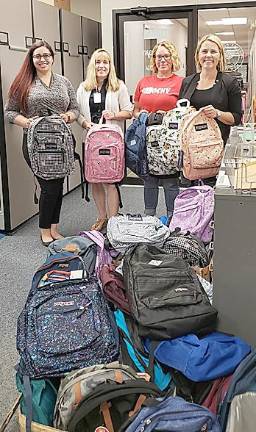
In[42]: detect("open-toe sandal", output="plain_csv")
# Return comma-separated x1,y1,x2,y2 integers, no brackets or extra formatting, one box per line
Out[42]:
91,218,108,231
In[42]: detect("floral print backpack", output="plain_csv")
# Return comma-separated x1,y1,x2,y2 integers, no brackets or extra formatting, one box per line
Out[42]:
146,99,192,176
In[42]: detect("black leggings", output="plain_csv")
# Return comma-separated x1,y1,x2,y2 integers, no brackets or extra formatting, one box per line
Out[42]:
23,134,65,229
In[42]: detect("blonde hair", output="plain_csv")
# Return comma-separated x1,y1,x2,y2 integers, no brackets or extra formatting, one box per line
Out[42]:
84,48,120,92
150,40,181,74
195,34,226,72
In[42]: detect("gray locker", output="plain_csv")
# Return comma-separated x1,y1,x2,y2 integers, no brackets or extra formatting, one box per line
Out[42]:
82,17,101,77
32,0,62,74
61,10,84,193
0,0,37,231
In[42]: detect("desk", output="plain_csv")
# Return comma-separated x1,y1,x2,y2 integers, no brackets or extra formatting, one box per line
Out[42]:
214,187,256,347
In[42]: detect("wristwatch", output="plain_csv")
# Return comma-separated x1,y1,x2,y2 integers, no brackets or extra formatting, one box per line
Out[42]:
215,109,221,119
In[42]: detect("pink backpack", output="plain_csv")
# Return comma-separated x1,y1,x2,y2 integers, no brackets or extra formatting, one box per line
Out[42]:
84,123,124,183
180,110,224,180
169,186,214,243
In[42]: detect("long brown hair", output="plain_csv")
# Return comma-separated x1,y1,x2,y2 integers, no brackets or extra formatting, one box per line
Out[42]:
8,40,54,113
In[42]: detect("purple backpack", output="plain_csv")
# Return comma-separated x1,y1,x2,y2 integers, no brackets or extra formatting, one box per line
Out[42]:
79,230,112,276
169,186,214,243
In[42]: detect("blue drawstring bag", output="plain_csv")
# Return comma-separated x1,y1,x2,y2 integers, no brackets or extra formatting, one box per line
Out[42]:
145,332,251,382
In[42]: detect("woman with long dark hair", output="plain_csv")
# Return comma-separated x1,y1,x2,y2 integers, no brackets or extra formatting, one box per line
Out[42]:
5,40,79,245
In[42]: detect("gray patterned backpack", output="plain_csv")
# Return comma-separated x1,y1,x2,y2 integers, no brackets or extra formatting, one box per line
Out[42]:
146,99,192,175
27,114,75,179
107,214,170,254
54,362,161,431
161,228,210,268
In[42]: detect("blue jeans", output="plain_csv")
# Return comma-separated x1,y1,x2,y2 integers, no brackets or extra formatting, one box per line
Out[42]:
144,175,179,217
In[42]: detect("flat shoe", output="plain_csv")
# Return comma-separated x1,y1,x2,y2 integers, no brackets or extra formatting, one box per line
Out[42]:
41,237,53,247
91,218,108,231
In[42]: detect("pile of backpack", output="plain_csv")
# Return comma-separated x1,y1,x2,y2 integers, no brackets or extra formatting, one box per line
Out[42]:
11,181,256,432
125,99,224,181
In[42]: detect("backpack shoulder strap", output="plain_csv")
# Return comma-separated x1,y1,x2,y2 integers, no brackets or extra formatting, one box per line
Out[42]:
79,231,111,274
138,112,148,125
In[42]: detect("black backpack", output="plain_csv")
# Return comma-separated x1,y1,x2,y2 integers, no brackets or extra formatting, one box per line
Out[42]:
123,244,217,340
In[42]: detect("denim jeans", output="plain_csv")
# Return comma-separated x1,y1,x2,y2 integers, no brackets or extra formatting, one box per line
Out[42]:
144,175,179,217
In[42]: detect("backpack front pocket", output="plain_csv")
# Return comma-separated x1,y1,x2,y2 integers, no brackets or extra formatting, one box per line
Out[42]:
36,294,101,355
189,141,223,169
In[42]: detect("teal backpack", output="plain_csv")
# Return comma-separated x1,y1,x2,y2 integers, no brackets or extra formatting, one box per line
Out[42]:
114,309,171,391
16,374,58,426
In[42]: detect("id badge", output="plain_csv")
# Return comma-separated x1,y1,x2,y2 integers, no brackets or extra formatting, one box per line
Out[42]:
93,92,101,103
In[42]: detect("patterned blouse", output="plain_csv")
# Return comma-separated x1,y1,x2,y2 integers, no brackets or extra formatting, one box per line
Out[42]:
5,73,79,123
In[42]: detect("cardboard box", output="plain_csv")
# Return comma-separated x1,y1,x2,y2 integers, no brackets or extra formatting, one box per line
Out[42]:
54,0,70,10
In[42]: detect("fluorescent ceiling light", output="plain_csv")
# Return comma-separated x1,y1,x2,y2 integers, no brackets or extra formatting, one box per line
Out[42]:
206,18,247,25
156,19,173,25
215,31,234,36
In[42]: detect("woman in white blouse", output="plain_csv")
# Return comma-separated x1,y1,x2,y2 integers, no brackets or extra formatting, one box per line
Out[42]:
77,48,133,231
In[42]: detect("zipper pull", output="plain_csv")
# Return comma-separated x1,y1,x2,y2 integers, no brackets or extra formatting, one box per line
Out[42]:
77,301,92,318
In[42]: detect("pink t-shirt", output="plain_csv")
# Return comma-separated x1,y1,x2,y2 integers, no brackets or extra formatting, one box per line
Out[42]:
134,74,183,112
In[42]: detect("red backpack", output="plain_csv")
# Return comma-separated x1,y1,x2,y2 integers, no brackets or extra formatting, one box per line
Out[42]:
202,375,233,414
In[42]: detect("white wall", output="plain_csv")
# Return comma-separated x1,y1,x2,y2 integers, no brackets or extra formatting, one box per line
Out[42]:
101,0,254,57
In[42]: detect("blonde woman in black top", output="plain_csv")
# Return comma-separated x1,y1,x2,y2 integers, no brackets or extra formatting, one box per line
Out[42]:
179,34,242,144
179,34,242,186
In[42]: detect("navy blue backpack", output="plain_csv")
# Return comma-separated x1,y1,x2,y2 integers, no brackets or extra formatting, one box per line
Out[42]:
17,252,119,379
125,112,149,177
218,350,256,431
121,396,221,432
16,253,119,432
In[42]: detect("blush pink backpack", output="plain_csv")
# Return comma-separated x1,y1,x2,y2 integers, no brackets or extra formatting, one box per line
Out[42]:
84,123,124,183
180,110,224,180
169,186,214,243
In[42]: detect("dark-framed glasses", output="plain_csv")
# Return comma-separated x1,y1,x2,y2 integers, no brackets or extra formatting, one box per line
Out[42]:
155,54,171,61
33,53,52,60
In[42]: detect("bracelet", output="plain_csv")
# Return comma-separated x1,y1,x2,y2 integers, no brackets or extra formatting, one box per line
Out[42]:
215,109,221,119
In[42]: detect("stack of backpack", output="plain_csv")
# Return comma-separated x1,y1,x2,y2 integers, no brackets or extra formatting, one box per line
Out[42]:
8,197,256,432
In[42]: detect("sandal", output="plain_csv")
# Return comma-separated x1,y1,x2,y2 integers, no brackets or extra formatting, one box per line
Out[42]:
91,218,108,231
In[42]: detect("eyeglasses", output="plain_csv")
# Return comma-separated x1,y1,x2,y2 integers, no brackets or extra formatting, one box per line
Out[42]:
33,53,52,60
155,54,171,61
